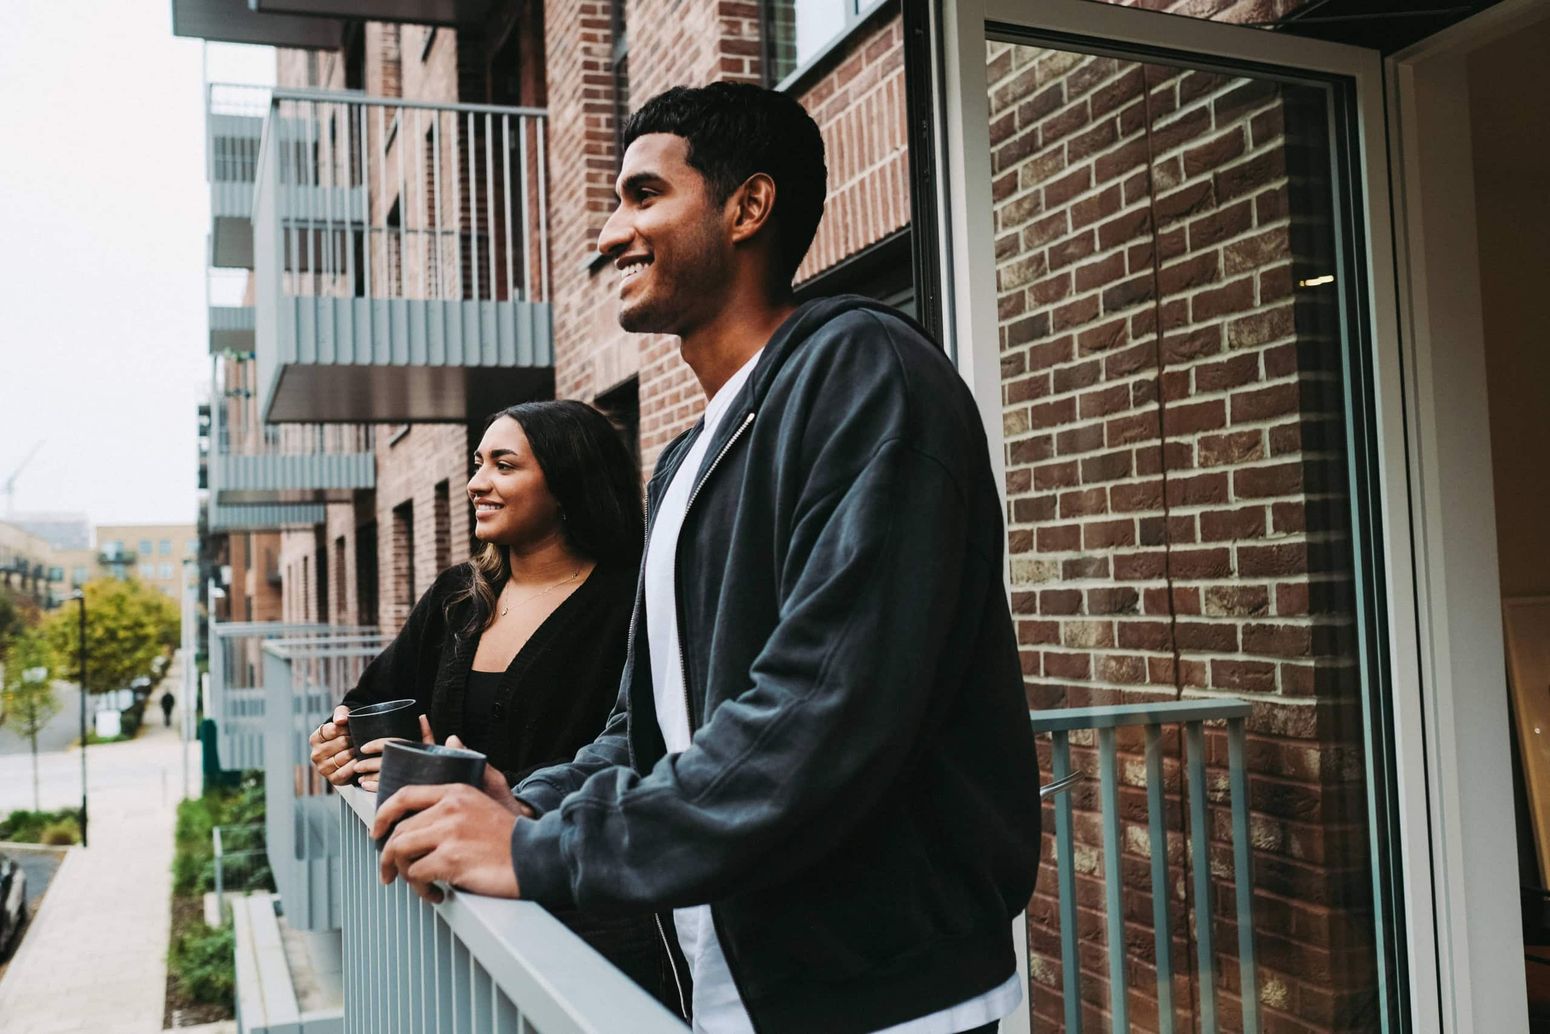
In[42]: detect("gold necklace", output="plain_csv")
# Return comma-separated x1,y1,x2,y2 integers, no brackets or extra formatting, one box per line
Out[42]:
499,566,582,617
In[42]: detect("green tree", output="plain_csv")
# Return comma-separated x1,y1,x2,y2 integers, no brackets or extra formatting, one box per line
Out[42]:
0,587,40,665
1,630,60,810
41,578,180,698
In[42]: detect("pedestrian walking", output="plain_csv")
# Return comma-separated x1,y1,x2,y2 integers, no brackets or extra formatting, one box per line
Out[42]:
159,689,174,728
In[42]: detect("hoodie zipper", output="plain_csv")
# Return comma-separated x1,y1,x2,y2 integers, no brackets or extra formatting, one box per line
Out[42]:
676,409,755,734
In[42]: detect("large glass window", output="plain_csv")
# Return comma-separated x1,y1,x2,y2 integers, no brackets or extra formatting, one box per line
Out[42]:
765,0,888,87
975,31,1403,1031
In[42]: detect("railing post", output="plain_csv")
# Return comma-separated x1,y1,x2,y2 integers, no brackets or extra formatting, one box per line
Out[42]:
1145,723,1176,1034
1097,726,1129,1029
1185,720,1219,1034
1051,730,1081,1032
1228,716,1258,1034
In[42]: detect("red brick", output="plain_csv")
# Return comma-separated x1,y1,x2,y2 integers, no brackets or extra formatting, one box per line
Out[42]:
1234,461,1304,499
1198,430,1265,467
1231,383,1300,423
1190,277,1255,322
1199,505,1267,541
1040,589,1084,615
1176,621,1238,652
1036,523,1081,551
1083,519,1136,549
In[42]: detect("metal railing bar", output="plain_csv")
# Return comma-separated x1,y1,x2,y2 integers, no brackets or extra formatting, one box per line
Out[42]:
468,110,479,303
1145,723,1176,1034
1051,730,1080,1033
517,118,531,301
1029,699,1251,733
1185,721,1219,1034
398,104,409,304
485,112,496,302
503,115,514,303
1228,717,1259,1034
536,120,549,303
270,86,547,119
1097,726,1129,1030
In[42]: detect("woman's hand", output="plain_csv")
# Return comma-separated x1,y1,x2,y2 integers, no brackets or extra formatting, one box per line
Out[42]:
309,705,355,786
355,714,435,793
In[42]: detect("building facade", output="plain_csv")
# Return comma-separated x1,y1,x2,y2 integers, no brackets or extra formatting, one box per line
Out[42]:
178,0,1548,1030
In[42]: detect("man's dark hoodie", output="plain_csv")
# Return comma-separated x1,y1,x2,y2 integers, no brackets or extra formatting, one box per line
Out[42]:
511,296,1041,1033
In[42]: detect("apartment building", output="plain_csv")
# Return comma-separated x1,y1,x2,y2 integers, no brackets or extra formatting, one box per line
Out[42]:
177,0,1549,1030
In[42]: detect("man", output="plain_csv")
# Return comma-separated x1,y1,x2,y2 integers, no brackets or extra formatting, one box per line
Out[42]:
375,82,1041,1033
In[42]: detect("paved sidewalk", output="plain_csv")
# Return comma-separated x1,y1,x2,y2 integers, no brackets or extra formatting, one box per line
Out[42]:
0,666,200,1034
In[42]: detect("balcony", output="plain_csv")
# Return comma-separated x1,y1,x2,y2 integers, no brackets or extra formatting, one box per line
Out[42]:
206,84,267,269
209,368,375,505
254,89,553,423
260,634,387,932
172,0,345,50
337,785,687,1034
207,623,377,773
208,502,328,532
209,268,255,354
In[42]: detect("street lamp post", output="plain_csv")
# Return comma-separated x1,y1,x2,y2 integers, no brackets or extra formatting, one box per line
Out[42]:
71,589,89,848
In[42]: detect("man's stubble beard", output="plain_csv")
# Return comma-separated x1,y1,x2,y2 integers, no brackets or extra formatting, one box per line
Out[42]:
616,214,728,336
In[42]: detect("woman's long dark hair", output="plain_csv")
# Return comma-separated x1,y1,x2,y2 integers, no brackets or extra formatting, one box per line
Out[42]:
450,400,643,638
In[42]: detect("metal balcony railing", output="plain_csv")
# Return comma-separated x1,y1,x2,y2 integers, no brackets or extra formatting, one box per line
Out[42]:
1032,699,1260,1033
262,634,390,933
207,83,269,268
208,622,375,771
337,785,687,1034
208,359,375,503
253,89,554,423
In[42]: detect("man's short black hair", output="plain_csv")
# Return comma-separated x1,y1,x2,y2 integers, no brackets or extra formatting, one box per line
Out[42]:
623,82,827,285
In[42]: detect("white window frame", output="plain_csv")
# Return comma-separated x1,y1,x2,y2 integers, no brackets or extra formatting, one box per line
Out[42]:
921,0,1530,1029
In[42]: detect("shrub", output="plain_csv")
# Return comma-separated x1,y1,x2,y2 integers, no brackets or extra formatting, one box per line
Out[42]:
0,807,83,843
169,921,236,1006
40,818,79,845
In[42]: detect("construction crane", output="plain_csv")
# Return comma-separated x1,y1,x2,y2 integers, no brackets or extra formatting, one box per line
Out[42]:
3,440,44,518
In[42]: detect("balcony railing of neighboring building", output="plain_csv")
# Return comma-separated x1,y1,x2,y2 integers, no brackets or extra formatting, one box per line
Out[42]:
207,622,376,773
336,784,689,1034
209,361,375,503
209,267,255,354
207,83,270,269
1031,699,1261,1033
260,632,390,933
253,89,554,424
207,502,329,532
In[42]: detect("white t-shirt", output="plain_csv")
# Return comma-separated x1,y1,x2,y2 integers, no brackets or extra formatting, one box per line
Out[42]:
644,349,1021,1033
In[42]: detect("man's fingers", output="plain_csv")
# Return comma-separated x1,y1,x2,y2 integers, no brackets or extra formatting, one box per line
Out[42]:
328,756,358,785
353,755,383,776
371,783,460,840
334,704,351,723
419,714,435,745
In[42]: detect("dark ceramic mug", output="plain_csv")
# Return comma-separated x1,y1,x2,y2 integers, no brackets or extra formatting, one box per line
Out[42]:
347,698,421,755
374,740,488,849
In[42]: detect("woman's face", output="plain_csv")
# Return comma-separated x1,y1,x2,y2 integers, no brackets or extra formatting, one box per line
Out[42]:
467,416,563,548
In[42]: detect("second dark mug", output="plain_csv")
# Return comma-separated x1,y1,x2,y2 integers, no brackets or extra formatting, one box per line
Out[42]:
347,698,420,752
374,740,488,849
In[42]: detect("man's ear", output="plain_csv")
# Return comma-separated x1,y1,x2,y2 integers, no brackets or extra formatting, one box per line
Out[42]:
728,172,777,246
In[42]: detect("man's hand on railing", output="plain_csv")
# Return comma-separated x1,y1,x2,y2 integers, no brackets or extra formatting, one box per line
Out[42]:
372,762,525,904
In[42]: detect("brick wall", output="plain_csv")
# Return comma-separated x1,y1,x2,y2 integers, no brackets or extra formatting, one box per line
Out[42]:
987,35,1369,1032
372,424,473,635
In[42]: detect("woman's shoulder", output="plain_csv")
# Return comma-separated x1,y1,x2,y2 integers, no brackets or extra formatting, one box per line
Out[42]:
582,560,639,611
426,562,477,602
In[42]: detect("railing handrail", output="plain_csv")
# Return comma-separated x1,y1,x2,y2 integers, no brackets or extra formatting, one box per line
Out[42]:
212,621,377,637
266,86,548,120
1028,697,1251,733
338,785,687,1033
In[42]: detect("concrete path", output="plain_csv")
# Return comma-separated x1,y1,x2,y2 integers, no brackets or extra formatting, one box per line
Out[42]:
0,662,200,1034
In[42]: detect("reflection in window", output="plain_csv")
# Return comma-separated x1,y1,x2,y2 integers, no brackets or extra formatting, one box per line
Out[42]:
766,0,882,86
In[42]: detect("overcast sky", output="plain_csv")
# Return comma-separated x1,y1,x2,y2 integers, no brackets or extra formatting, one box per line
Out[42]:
0,3,273,531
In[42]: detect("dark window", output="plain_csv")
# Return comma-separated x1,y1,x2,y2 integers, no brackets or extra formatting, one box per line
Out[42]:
355,521,379,627
433,481,452,573
795,227,918,324
595,376,641,476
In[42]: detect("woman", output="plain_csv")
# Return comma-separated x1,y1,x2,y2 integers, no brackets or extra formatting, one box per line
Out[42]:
309,399,640,788
306,400,664,996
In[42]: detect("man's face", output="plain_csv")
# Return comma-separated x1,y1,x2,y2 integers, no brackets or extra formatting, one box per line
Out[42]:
597,133,730,335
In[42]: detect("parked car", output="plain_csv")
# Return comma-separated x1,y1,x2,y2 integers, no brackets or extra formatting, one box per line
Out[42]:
0,853,27,959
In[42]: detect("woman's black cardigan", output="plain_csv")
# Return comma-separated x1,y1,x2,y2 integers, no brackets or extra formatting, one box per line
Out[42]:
341,561,635,785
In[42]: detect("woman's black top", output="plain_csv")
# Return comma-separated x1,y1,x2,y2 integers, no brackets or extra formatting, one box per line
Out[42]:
460,670,506,753
342,561,635,785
